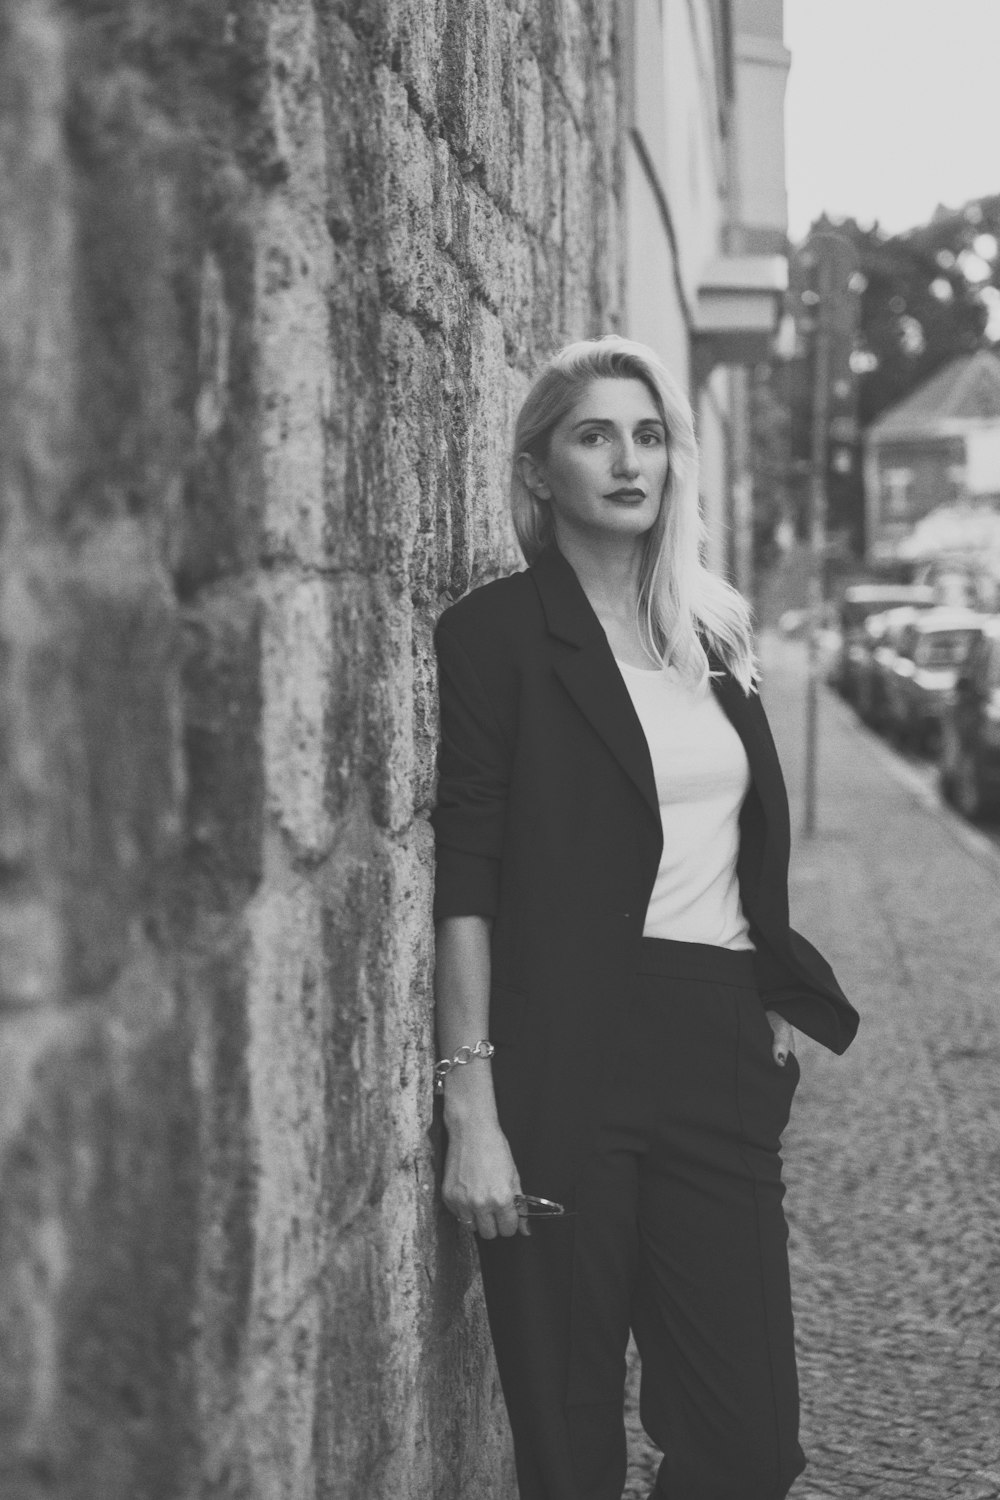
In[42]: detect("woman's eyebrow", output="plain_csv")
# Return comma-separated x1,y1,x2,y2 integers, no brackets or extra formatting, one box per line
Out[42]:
570,416,666,430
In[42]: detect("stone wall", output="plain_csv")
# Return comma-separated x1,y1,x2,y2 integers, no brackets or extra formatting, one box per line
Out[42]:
0,1,623,1496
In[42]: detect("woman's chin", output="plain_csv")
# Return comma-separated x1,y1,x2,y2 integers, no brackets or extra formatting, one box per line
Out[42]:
596,510,658,541
567,509,657,543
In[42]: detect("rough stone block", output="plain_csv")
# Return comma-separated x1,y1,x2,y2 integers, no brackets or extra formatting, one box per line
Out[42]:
409,331,463,599
373,65,437,303
371,309,430,576
498,222,536,336
536,0,591,123
388,0,441,120
59,521,182,999
438,0,509,192
180,579,263,917
410,615,442,819
256,201,336,568
0,954,197,1497
451,178,507,310
0,898,62,1010
260,573,338,860
238,863,326,1498
509,49,548,232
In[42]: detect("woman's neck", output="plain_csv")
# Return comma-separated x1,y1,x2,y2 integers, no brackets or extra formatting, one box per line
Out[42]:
553,528,644,626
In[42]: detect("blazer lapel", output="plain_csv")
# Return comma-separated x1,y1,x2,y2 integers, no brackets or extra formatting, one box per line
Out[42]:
529,545,661,825
709,657,787,899
528,545,784,856
708,662,775,801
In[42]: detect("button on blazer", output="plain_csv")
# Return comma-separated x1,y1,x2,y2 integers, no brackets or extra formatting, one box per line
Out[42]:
432,543,859,1196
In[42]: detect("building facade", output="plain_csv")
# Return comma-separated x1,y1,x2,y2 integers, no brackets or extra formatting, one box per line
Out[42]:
863,350,1000,563
622,0,790,589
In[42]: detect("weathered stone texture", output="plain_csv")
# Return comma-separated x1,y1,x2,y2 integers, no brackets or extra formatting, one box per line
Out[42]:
0,0,624,1496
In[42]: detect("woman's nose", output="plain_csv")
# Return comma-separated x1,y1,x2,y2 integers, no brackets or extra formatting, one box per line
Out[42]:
612,438,640,477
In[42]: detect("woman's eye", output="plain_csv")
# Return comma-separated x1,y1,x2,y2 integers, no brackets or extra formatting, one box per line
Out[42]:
580,431,606,445
637,430,663,446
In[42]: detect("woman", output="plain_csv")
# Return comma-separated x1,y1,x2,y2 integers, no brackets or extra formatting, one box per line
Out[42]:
431,336,858,1500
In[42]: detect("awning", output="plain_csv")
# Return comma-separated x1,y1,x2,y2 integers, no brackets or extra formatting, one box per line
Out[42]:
692,254,788,382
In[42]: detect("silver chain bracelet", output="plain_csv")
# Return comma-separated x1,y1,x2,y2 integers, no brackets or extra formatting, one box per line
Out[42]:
433,1039,496,1094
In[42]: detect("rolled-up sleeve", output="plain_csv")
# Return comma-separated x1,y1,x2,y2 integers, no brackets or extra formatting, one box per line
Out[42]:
431,619,512,922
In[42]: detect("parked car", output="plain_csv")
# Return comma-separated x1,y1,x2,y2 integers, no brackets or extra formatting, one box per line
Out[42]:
881,608,985,752
833,584,937,702
852,610,896,726
859,606,928,733
939,617,1000,820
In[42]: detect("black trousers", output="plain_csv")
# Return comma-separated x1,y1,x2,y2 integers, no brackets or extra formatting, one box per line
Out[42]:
478,939,806,1500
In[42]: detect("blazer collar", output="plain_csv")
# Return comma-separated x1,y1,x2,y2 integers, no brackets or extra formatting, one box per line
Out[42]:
529,544,659,822
528,543,778,839
528,542,607,647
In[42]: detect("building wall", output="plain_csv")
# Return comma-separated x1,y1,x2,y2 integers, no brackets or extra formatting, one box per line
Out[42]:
0,3,623,1497
699,374,735,572
622,0,733,567
662,0,729,301
622,0,788,582
623,0,728,354
866,433,966,561
623,141,692,386
732,0,785,40
729,12,790,250
867,421,1000,562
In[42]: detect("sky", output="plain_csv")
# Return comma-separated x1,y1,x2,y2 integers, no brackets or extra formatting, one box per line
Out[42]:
784,0,1000,242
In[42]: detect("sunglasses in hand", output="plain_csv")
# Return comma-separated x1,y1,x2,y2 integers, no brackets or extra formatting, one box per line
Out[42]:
513,1193,576,1219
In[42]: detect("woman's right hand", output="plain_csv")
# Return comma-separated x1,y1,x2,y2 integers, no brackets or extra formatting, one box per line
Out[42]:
442,1116,530,1239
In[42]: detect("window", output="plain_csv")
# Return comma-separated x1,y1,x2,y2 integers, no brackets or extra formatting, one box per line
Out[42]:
883,468,913,518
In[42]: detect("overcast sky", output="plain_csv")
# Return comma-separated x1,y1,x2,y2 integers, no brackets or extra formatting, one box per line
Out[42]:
784,0,1000,242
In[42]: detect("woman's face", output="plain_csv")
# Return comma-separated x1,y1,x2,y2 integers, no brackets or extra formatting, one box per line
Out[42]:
524,377,669,547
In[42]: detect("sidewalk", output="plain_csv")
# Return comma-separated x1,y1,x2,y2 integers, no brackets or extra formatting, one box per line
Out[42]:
624,634,1000,1500
762,634,1000,1500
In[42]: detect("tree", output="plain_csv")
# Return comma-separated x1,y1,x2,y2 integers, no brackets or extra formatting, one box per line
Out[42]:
820,196,1000,426
769,197,1000,558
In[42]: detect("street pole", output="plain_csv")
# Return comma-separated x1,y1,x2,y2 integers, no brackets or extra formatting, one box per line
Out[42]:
803,252,832,838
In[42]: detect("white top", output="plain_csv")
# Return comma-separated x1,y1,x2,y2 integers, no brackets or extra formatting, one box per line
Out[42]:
615,659,753,950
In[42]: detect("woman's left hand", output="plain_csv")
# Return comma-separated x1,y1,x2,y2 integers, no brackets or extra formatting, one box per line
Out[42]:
764,1010,796,1067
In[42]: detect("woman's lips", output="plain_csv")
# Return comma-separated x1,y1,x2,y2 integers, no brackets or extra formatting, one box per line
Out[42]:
605,489,646,501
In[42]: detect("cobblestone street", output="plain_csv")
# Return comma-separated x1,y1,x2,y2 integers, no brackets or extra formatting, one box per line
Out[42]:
624,635,1000,1500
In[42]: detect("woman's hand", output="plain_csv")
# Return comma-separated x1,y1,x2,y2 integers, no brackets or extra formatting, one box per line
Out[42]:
442,1116,530,1239
764,1009,796,1067
434,915,527,1238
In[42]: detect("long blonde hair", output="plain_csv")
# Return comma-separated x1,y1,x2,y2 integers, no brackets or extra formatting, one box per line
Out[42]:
510,335,758,693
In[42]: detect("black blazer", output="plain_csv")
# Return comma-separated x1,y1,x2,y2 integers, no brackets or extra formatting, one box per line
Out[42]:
432,543,858,1196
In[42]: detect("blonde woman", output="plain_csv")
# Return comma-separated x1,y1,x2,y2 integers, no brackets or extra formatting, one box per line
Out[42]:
432,336,857,1500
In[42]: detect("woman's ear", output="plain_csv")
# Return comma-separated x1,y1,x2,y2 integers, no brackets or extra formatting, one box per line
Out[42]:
516,452,551,500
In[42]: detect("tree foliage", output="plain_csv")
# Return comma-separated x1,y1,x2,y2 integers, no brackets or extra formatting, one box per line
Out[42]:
839,196,1000,425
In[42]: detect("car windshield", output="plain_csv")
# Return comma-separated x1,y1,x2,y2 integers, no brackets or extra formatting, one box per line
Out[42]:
916,630,977,668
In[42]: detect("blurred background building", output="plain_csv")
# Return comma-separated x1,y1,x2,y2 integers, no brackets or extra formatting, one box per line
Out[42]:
623,0,790,592
776,194,1000,600
864,349,1000,571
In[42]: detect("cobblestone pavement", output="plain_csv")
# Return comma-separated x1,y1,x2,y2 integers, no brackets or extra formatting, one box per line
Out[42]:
623,635,1000,1500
